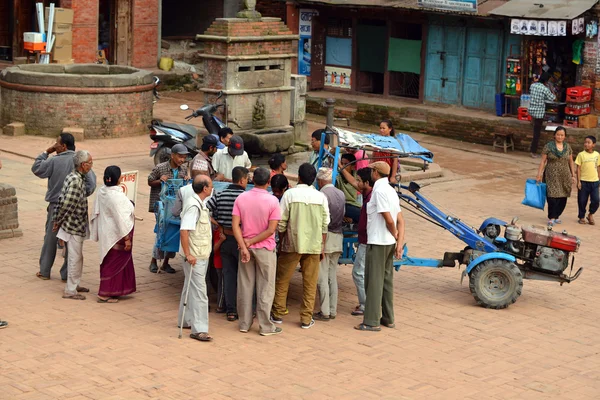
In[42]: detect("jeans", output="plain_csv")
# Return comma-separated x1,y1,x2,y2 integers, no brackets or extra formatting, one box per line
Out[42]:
220,235,239,314
178,259,209,334
39,203,68,280
352,244,367,311
577,181,600,219
345,205,361,223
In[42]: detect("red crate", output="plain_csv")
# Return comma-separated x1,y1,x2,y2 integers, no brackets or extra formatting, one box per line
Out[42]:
566,86,592,97
517,107,531,120
565,105,591,115
564,119,579,128
566,93,592,103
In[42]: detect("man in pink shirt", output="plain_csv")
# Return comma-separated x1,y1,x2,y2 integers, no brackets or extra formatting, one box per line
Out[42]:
232,167,282,336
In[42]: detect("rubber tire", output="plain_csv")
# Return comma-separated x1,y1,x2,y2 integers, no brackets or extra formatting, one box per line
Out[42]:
153,146,171,165
469,259,523,309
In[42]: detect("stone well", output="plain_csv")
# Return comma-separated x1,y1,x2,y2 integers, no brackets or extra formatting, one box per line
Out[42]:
0,64,154,139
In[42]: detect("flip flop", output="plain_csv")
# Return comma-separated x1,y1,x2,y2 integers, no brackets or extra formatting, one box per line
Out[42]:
97,297,118,303
354,323,381,332
190,332,213,342
62,294,86,300
76,286,90,293
226,313,238,322
36,272,50,280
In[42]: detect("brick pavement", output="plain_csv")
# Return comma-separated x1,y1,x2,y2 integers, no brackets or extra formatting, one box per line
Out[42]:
0,131,599,399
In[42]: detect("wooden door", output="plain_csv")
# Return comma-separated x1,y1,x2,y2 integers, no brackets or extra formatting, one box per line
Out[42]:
424,25,465,105
462,28,502,110
12,0,33,59
0,0,10,48
310,14,325,90
114,0,130,65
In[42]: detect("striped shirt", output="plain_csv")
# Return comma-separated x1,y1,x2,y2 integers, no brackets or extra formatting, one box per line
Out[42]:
206,184,245,228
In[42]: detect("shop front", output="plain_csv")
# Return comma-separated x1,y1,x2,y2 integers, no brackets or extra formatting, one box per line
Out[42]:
491,0,599,126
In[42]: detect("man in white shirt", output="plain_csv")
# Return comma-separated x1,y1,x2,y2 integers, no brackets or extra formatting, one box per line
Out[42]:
356,162,405,332
212,135,252,182
179,175,214,342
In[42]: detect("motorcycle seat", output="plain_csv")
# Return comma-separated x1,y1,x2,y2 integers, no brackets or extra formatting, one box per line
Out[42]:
156,121,198,137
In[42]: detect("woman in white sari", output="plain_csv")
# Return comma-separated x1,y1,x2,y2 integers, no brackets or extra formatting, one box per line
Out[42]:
90,166,136,303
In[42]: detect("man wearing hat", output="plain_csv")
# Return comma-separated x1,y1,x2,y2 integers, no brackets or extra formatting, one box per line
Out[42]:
147,143,190,273
355,161,404,332
191,135,219,180
213,135,252,182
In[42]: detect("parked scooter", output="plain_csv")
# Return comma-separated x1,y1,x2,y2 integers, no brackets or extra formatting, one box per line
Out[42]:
149,90,226,165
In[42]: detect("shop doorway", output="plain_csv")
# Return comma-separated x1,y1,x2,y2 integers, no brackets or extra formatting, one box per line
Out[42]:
0,0,11,61
462,28,502,110
357,19,386,94
99,0,131,65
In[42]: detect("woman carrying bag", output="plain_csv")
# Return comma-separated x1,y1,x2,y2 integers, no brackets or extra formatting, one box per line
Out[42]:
536,126,576,226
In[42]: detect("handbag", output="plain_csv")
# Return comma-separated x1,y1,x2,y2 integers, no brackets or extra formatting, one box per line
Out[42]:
522,178,547,210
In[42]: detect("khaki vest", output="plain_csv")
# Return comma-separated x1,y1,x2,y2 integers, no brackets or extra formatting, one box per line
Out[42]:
181,195,212,259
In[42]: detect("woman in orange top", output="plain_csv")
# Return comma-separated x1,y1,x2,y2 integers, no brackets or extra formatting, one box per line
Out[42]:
372,119,399,184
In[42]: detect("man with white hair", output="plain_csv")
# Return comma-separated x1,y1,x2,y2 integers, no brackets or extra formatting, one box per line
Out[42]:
314,168,345,321
53,150,94,300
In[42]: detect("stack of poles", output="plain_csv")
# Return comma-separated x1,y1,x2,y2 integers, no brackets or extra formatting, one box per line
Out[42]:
37,3,56,64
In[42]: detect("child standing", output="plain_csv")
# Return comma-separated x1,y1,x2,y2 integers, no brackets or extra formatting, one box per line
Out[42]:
575,135,600,225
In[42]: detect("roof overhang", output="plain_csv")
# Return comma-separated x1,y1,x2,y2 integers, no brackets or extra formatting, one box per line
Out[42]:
489,0,598,20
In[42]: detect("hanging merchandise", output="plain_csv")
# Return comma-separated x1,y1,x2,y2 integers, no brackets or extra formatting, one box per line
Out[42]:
511,19,568,36
586,20,598,38
572,39,584,65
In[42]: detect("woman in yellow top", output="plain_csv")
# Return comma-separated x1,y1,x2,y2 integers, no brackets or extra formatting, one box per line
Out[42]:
575,135,600,225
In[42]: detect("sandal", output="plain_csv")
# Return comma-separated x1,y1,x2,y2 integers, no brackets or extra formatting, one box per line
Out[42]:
215,307,226,314
36,272,50,280
351,306,364,316
190,332,213,342
354,323,381,332
97,297,119,303
62,294,86,300
579,219,587,224
76,286,90,293
554,219,562,224
587,215,595,225
380,319,396,329
226,313,238,322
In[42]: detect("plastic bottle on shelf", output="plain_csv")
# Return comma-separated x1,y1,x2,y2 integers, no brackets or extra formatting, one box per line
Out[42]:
516,78,521,94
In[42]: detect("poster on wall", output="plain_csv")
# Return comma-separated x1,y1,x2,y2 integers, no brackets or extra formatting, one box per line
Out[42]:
511,19,567,36
298,9,316,76
119,170,139,205
324,66,351,90
510,19,520,34
417,0,476,13
539,21,547,36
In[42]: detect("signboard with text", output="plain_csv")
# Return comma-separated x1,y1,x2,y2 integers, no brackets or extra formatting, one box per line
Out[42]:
298,9,316,76
418,0,477,13
119,170,139,205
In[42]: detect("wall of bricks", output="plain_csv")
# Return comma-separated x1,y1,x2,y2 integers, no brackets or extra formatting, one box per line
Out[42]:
0,183,22,240
61,0,98,64
0,88,153,139
132,0,159,68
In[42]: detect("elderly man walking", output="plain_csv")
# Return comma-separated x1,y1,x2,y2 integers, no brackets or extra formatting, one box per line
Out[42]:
147,143,190,273
207,166,249,321
232,167,282,335
32,133,96,281
53,150,95,300
179,175,214,342
356,162,405,332
314,167,345,321
271,163,330,329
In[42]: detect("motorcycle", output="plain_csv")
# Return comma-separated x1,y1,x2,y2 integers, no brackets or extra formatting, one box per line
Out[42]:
149,89,227,165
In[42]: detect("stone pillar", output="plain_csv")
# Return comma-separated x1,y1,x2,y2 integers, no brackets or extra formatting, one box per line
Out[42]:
0,183,23,240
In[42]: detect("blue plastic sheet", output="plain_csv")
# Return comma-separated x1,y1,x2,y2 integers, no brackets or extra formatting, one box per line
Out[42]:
522,179,547,210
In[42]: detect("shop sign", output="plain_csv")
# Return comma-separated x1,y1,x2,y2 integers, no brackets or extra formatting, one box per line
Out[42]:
119,170,138,205
324,66,351,90
417,0,476,13
510,19,568,36
298,9,316,76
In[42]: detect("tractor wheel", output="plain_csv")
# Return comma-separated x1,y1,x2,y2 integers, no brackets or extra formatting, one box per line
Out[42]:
154,146,171,165
469,259,523,309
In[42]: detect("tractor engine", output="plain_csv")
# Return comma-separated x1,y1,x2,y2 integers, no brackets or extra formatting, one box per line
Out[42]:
504,224,579,274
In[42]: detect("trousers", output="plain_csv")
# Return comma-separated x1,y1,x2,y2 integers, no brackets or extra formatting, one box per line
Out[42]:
531,118,544,154
547,196,568,220
178,259,209,334
64,234,84,296
577,181,600,219
352,244,367,311
220,235,239,314
317,251,341,317
237,248,277,334
363,244,396,327
39,203,68,280
272,252,320,325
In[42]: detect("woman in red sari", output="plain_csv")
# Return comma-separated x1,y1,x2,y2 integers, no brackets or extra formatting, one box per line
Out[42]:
90,166,136,303
372,119,400,184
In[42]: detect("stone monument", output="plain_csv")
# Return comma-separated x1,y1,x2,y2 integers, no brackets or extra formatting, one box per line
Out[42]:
195,2,299,154
0,183,23,239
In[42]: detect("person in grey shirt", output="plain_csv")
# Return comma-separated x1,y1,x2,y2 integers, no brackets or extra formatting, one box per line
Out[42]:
31,134,96,280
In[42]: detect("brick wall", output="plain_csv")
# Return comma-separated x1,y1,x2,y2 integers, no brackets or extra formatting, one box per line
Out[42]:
61,0,98,64
132,0,159,68
0,88,153,138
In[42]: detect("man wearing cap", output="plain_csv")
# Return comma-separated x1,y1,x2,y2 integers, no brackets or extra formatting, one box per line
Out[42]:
147,143,190,274
355,161,404,332
212,135,252,182
191,135,219,180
